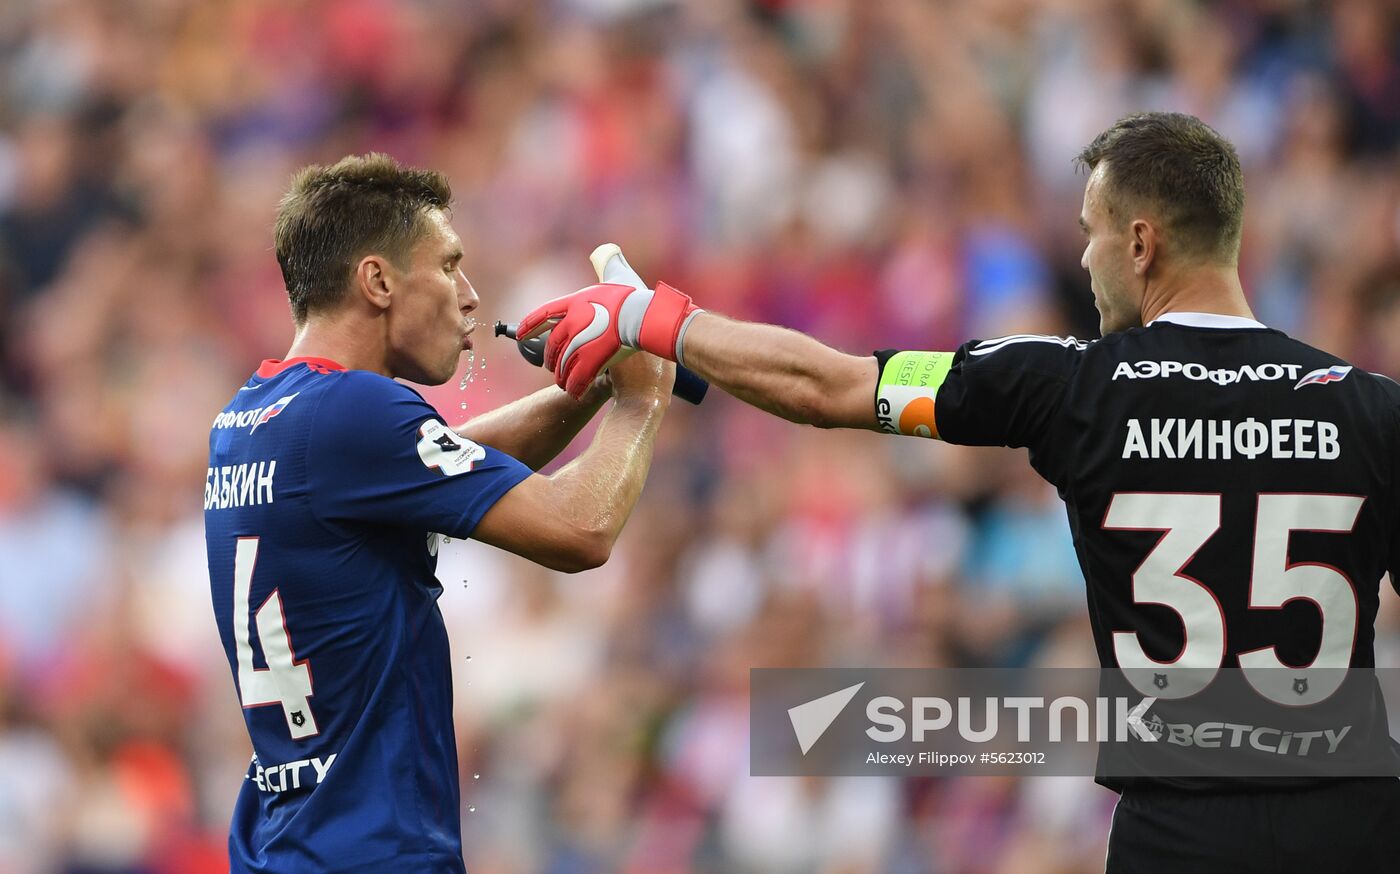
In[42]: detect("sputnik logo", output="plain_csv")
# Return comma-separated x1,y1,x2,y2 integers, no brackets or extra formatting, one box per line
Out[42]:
787,682,865,755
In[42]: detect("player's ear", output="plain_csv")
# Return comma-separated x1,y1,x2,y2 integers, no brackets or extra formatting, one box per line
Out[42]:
1130,219,1156,277
355,255,393,312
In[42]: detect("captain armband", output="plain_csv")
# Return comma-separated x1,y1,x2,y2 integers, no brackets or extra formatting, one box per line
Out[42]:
874,350,955,439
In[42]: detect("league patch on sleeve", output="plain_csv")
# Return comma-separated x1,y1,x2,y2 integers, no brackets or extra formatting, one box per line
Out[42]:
416,419,486,476
875,351,955,439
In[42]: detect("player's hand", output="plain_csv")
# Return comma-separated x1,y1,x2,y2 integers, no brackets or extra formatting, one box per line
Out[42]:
517,282,635,398
608,350,676,405
516,246,700,399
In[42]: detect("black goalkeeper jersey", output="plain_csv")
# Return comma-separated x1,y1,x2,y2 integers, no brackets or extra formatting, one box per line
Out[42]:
877,311,1400,789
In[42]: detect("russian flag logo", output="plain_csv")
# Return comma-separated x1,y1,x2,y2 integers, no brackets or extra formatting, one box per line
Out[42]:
250,393,300,433
1293,365,1352,390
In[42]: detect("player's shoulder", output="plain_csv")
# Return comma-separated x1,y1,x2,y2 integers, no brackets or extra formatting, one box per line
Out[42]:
1115,322,1400,406
308,369,439,435
1253,331,1400,403
964,332,1092,357
301,370,476,482
959,332,1092,371
1083,319,1319,369
225,359,424,411
318,368,428,405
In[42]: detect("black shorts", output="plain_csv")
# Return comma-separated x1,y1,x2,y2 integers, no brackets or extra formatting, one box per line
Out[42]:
1106,778,1400,873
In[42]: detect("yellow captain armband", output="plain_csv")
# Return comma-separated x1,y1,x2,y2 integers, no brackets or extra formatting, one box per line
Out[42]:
874,350,955,439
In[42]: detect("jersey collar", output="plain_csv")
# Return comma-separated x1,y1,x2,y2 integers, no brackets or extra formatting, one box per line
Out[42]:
256,356,347,378
1148,311,1268,330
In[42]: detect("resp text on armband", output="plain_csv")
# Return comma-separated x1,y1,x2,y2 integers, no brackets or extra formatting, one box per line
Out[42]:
875,351,956,439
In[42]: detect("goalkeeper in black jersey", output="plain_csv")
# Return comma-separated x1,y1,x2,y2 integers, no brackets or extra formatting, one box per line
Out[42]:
521,112,1400,873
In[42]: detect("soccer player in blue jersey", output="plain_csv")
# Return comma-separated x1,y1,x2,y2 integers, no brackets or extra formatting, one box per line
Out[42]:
203,153,674,873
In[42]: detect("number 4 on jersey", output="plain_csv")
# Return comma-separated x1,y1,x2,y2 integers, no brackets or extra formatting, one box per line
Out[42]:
233,537,318,739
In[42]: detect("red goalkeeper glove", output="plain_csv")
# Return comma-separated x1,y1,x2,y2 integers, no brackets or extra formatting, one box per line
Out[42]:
516,245,702,398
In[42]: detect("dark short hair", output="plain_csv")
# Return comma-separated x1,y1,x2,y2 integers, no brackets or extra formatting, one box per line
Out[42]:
274,153,452,323
1076,112,1244,262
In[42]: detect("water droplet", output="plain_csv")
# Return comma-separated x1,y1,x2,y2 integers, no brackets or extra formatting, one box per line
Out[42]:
473,773,480,780
464,655,472,662
457,350,478,390
467,805,476,813
459,402,468,409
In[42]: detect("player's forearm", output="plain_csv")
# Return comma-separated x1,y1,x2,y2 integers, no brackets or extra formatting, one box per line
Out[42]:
680,313,878,429
456,385,607,471
544,394,667,555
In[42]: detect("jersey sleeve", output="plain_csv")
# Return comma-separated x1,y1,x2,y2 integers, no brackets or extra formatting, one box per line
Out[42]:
875,334,1084,449
307,373,532,539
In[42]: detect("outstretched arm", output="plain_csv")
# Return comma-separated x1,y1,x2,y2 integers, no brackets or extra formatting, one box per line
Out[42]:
516,244,880,431
676,313,879,430
516,245,1081,455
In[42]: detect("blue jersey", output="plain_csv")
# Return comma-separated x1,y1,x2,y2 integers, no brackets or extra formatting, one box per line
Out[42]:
204,357,531,873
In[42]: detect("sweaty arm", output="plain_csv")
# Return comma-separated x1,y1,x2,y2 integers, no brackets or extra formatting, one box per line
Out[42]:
309,365,669,575
455,381,609,471
679,316,967,439
471,354,674,573
679,314,1085,492
678,313,881,430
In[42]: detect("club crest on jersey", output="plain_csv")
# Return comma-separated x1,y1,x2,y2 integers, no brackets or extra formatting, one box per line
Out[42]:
250,393,300,433
416,419,485,476
1293,365,1352,389
1293,677,1308,696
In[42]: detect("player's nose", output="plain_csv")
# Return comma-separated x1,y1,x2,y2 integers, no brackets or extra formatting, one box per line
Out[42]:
458,272,479,314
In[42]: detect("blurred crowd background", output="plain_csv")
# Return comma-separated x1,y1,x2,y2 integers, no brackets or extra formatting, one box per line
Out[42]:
2,0,1400,872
